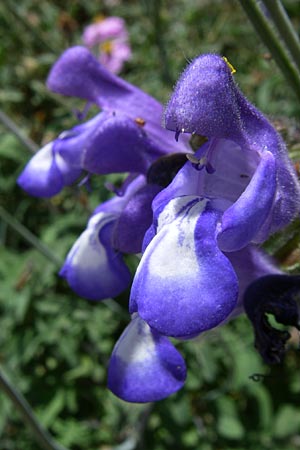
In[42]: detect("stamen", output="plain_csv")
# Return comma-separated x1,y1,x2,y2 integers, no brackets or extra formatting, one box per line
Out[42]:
175,128,181,142
186,149,216,174
222,56,236,74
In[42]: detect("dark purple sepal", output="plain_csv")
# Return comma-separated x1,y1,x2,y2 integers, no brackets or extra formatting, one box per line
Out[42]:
244,274,300,364
108,315,186,403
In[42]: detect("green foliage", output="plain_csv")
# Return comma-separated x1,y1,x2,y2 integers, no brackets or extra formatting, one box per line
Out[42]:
1,0,300,449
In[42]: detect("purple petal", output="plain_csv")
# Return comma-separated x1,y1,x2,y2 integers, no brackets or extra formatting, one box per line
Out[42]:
60,212,131,300
93,175,147,216
217,151,276,252
112,183,162,254
47,46,190,154
82,114,168,175
47,46,160,119
108,315,186,402
130,196,238,338
225,245,282,320
165,54,243,141
82,17,128,46
17,143,64,197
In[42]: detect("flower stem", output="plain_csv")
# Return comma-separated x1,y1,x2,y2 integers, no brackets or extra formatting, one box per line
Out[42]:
0,205,62,267
238,0,300,103
261,0,300,73
0,367,68,450
0,109,38,153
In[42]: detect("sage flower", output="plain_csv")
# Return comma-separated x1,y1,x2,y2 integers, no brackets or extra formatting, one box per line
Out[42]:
82,16,131,74
129,54,300,339
18,46,187,198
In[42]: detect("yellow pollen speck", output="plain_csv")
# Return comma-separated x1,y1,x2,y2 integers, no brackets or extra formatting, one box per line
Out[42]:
100,41,113,55
222,56,236,74
135,117,146,126
94,14,105,23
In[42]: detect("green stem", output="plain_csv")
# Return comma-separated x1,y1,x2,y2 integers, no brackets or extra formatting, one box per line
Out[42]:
143,0,173,85
262,0,300,73
0,205,62,267
0,368,68,450
238,0,300,103
3,0,56,53
152,0,173,85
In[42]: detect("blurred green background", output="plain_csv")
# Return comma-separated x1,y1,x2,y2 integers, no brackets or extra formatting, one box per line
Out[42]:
1,0,300,449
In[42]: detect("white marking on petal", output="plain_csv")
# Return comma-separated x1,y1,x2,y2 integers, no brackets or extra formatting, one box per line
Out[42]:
70,212,116,270
29,142,54,172
149,197,208,278
156,195,205,232
115,316,156,364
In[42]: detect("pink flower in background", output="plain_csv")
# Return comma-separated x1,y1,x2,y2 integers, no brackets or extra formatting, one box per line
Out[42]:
82,16,131,74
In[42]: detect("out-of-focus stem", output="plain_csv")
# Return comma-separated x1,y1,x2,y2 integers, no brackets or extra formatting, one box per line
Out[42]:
0,205,62,266
238,0,300,102
0,109,38,153
261,0,300,74
0,368,68,450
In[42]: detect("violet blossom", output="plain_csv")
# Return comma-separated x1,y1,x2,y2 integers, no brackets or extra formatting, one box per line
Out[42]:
108,55,300,401
18,49,300,403
82,16,131,74
18,46,189,300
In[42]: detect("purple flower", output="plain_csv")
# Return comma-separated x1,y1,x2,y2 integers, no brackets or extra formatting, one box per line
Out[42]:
18,46,187,198
107,55,300,401
108,246,281,402
18,50,300,402
82,16,131,74
129,54,300,340
17,46,189,300
60,175,162,300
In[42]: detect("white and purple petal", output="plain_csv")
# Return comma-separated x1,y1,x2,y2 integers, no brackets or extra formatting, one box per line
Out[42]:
60,212,131,301
18,140,82,198
108,315,186,402
130,196,238,338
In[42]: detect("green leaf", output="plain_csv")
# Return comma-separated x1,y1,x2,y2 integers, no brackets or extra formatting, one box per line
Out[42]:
217,397,245,440
274,405,300,438
37,389,65,428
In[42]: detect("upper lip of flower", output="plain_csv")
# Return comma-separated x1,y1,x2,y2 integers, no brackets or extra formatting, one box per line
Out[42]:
46,46,189,155
164,53,300,236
